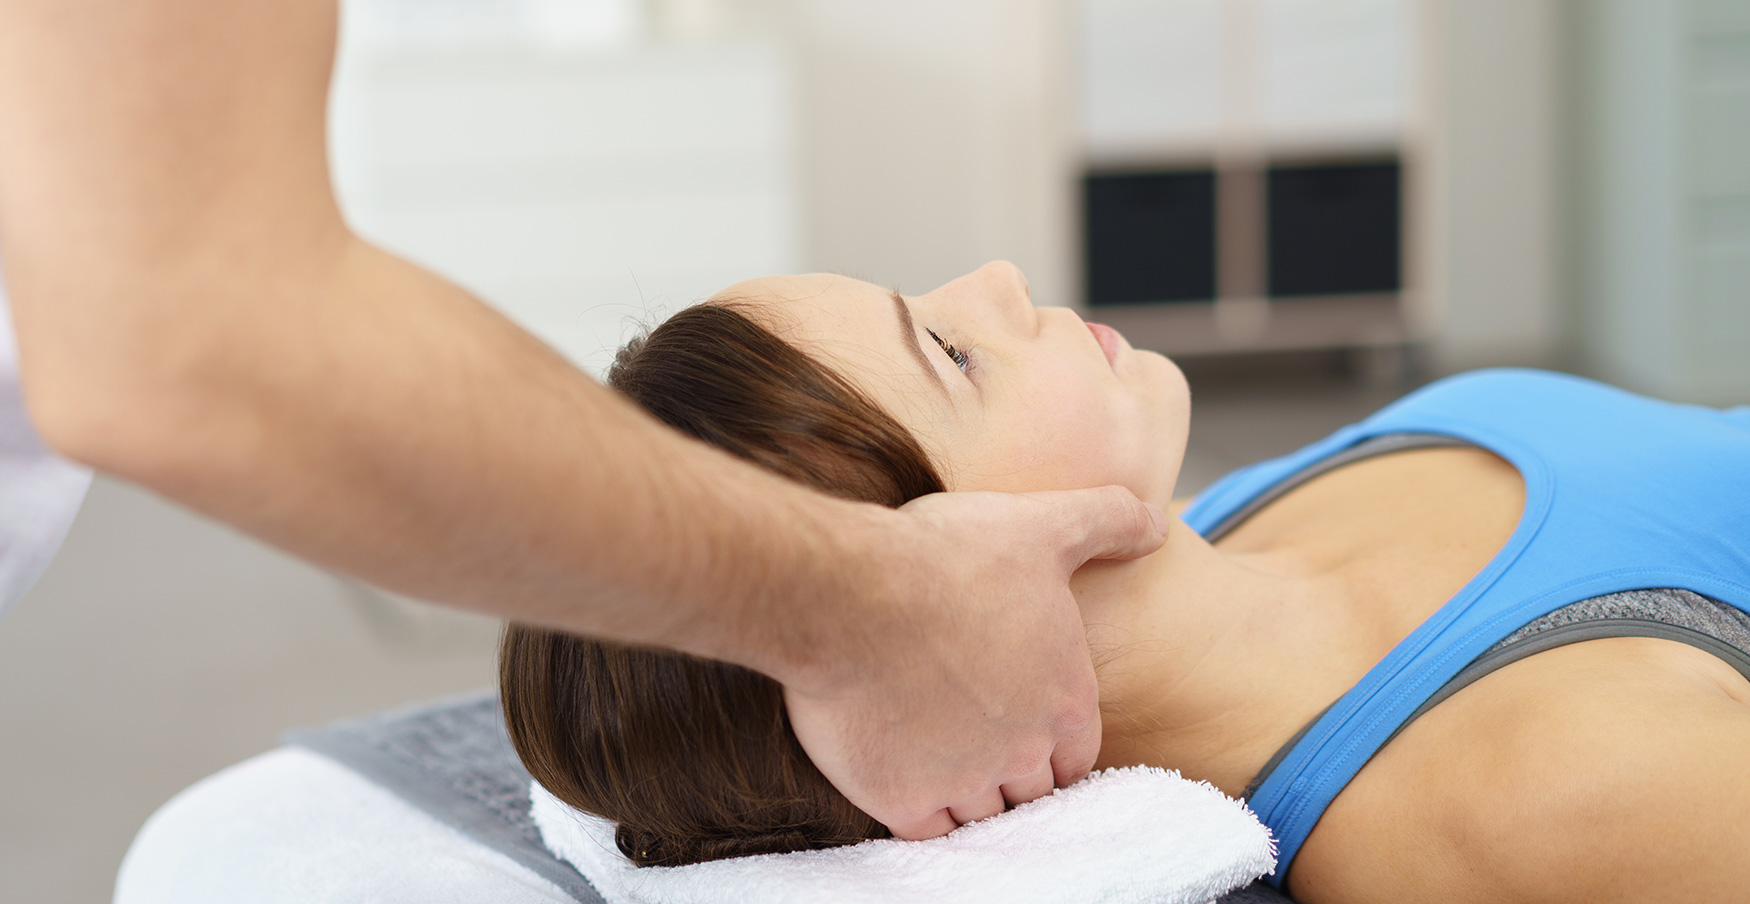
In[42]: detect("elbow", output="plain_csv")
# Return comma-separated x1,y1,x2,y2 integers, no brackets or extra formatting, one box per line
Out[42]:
23,362,177,484
17,330,229,492
5,227,354,489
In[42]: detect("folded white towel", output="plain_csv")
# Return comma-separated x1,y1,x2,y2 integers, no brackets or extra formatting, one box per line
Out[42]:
530,765,1276,904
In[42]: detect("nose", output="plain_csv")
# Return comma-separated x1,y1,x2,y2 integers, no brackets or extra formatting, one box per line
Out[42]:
969,260,1037,334
973,260,1029,300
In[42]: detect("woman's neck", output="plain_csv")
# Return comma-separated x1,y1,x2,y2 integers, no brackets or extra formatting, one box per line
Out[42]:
1072,517,1359,795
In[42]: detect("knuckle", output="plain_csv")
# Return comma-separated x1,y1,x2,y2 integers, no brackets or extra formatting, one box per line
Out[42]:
886,802,941,833
1004,740,1054,779
1106,488,1151,537
1053,686,1099,734
1094,483,1133,515
958,772,995,802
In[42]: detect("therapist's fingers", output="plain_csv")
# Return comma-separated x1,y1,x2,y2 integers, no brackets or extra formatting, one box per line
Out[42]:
1050,706,1104,789
1000,762,1057,809
948,789,1007,827
1029,485,1169,568
903,808,958,839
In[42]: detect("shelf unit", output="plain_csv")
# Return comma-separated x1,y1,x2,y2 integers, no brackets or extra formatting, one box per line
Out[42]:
1076,0,1423,359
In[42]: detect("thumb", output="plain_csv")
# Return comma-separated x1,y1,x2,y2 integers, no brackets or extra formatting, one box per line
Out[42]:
1030,485,1169,566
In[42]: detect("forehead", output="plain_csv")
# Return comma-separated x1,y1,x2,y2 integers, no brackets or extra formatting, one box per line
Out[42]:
709,273,888,338
707,272,953,433
708,274,910,383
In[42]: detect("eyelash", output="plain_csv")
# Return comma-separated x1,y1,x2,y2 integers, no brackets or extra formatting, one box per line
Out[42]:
925,328,970,373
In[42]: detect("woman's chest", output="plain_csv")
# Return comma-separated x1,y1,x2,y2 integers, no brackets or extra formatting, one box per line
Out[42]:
1219,446,1527,683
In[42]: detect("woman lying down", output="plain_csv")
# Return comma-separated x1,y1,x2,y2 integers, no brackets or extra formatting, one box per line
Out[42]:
123,262,1750,904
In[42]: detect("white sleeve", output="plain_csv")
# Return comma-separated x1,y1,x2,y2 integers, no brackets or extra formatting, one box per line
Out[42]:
114,747,578,904
0,270,92,616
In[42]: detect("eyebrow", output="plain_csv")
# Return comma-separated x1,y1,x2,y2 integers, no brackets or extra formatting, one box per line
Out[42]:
890,290,951,402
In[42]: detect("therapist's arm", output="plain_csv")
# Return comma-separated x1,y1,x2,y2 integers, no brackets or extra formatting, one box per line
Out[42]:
0,0,1165,838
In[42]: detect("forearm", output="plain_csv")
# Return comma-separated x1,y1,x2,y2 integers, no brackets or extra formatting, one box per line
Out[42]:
20,224,880,674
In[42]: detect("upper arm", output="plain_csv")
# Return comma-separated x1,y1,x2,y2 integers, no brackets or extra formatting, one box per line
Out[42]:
0,0,349,428
0,0,344,259
1291,639,1750,904
1503,692,1750,904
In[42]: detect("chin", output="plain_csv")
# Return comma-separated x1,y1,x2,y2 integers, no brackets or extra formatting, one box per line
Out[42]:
1138,357,1191,504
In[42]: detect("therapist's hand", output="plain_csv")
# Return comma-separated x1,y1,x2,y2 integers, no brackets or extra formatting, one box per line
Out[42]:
782,485,1168,840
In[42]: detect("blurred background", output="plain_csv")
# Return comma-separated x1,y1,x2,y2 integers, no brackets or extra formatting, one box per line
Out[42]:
2,0,1745,900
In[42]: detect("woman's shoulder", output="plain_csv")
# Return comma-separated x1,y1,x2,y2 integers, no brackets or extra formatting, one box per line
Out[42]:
115,747,576,904
1292,636,1750,904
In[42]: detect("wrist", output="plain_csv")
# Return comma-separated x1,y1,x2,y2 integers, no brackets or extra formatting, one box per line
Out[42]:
740,494,911,694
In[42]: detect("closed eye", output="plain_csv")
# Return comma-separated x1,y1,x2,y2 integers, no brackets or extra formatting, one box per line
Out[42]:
925,328,969,373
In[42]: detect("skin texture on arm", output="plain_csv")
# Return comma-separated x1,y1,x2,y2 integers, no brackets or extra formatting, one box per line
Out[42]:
0,0,1165,836
1290,637,1750,904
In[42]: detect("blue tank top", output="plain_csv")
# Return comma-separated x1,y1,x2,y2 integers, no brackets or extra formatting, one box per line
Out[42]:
1180,369,1750,887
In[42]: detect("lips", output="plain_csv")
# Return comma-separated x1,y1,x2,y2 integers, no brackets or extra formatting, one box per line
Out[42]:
1086,321,1122,369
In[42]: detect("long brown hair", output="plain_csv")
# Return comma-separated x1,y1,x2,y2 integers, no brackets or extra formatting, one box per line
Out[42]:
500,302,945,867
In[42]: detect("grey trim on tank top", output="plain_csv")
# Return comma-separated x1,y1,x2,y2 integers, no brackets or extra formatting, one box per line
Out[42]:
1216,435,1750,802
1398,589,1750,734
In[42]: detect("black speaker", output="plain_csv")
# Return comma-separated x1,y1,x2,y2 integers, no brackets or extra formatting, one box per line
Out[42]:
1267,161,1402,298
1083,169,1218,305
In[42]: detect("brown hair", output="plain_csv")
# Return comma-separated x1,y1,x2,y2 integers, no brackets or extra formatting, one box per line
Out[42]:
500,302,945,867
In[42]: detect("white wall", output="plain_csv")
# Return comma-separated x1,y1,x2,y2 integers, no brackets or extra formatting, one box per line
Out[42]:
331,29,801,376
1416,0,1565,371
787,0,1079,306
1081,0,1412,158
1568,0,1750,403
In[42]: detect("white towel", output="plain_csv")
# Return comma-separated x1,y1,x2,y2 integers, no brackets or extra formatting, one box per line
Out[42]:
530,766,1276,904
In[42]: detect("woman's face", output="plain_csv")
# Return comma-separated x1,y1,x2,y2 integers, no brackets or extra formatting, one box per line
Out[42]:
715,261,1191,506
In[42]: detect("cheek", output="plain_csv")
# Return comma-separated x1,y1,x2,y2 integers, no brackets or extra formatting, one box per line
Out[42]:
956,381,1151,494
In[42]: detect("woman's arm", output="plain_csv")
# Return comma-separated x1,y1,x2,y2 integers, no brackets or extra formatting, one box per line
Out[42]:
0,0,1165,837
1291,638,1750,904
1481,660,1750,904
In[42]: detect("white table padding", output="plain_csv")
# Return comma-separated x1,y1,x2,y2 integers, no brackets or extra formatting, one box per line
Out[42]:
115,747,576,904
